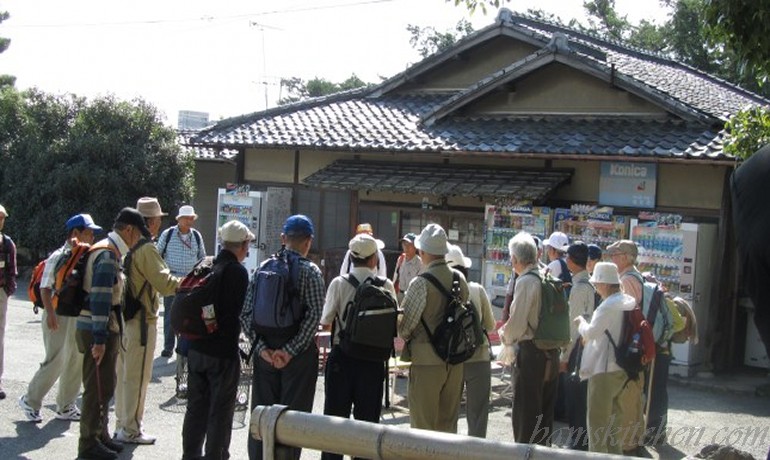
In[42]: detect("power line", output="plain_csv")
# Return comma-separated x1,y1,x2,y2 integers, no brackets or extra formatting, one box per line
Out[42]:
6,0,396,29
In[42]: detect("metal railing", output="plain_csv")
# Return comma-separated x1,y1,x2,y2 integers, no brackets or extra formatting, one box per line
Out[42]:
250,405,628,459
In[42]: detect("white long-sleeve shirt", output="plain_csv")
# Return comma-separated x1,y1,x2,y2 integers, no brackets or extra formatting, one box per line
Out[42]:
576,291,636,380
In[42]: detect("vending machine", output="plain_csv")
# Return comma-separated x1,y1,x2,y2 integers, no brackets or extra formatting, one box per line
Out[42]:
553,205,627,248
482,204,552,302
215,186,267,276
629,214,717,376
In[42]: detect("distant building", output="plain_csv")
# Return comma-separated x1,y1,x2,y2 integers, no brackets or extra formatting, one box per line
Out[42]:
178,110,210,130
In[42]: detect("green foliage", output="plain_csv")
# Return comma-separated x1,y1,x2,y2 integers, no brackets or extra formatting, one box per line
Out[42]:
0,87,193,259
723,106,770,161
407,19,474,59
278,74,369,106
704,0,770,85
449,0,507,15
0,10,14,88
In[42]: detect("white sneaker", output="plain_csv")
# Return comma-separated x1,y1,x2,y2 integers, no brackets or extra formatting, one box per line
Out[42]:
114,428,156,445
55,403,81,421
18,396,42,423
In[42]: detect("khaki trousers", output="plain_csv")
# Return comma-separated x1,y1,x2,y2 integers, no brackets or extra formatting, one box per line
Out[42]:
618,375,645,451
408,363,464,433
115,316,157,436
587,370,627,454
26,311,83,410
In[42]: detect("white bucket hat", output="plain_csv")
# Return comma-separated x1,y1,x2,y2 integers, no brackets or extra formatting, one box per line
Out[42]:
414,223,449,256
446,244,472,268
590,262,621,284
176,205,198,221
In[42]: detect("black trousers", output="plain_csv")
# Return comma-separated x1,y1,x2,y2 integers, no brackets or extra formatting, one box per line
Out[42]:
645,351,671,439
321,347,386,460
76,329,119,455
565,343,589,450
248,344,318,460
182,349,240,460
512,341,559,445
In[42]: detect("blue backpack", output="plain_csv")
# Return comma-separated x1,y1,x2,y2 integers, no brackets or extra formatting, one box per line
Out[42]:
628,271,674,346
251,248,304,342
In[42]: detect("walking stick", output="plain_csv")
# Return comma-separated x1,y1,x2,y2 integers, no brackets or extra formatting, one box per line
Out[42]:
644,356,655,427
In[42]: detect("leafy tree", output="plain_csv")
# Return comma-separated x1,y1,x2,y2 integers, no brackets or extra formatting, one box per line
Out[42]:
449,0,507,15
723,106,770,161
0,10,15,88
407,19,474,58
704,0,770,84
0,87,193,259
278,74,369,105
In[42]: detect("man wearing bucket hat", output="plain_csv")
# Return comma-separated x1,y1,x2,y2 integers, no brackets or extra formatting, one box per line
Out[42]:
114,198,180,445
19,214,102,424
392,232,421,302
157,205,206,358
398,223,469,433
339,223,388,278
445,244,495,438
574,261,636,454
182,220,252,460
0,204,17,400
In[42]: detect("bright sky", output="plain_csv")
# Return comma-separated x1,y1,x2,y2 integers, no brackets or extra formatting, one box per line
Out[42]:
1,0,669,127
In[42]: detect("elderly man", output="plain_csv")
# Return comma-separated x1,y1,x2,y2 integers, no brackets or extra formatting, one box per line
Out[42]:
606,240,646,454
157,205,206,358
398,223,468,433
0,204,16,400
19,214,102,423
393,232,421,302
182,220,251,460
76,208,151,460
114,197,180,445
501,231,560,445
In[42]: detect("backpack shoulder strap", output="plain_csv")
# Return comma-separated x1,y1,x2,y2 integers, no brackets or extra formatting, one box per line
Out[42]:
160,227,175,258
343,273,360,289
419,272,453,303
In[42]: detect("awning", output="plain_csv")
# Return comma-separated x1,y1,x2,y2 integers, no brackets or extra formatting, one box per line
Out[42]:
302,160,573,202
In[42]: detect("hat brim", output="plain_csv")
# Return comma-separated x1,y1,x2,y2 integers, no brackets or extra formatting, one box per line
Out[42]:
176,214,198,220
375,239,385,250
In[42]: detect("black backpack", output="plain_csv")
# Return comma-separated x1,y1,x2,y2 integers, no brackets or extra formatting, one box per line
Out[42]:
419,272,484,365
171,256,232,340
336,275,398,362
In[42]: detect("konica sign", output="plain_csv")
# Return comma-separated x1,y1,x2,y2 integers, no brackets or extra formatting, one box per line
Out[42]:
598,161,657,209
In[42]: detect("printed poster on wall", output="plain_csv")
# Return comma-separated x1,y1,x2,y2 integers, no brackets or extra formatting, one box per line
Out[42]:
599,162,657,209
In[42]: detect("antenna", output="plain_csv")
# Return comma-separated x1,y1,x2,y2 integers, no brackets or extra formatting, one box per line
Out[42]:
249,21,283,110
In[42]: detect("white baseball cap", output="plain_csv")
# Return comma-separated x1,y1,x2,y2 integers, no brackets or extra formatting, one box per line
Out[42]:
543,231,569,252
219,220,255,243
414,223,450,256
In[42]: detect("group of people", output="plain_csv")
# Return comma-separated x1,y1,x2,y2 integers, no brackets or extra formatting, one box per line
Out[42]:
0,201,680,458
500,230,676,455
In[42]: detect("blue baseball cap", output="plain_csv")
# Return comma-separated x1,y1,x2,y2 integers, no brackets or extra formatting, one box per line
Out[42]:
587,243,603,260
282,214,314,237
66,213,103,232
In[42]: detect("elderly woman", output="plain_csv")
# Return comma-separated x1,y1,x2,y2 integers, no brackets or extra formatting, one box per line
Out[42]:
574,262,636,454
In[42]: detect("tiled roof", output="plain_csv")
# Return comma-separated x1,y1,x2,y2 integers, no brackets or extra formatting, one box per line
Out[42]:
505,14,765,121
178,130,238,161
304,160,573,202
194,11,765,161
197,94,727,159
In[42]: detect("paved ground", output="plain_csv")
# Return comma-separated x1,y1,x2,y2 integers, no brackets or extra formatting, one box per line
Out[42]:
0,290,769,459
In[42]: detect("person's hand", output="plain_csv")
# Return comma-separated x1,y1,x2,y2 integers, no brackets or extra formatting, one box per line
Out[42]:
559,361,568,373
260,349,275,366
91,344,106,366
272,350,293,369
573,316,584,326
46,312,59,331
